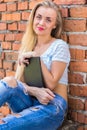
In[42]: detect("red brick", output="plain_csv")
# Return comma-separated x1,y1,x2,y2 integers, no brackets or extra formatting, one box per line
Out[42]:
77,113,85,123
77,126,84,130
61,8,68,17
14,62,17,71
68,73,84,84
2,13,21,21
18,1,28,10
12,43,21,51
4,0,17,2
54,0,86,5
68,97,84,110
29,0,43,9
0,52,5,60
1,42,11,50
64,19,86,32
5,52,18,61
0,69,5,79
5,33,15,41
0,34,4,41
6,70,15,77
0,3,6,11
0,60,3,68
69,85,87,97
3,61,14,70
0,23,6,30
7,3,16,11
8,22,17,31
15,33,23,41
69,34,87,46
70,49,86,60
86,50,87,59
70,7,87,18
18,23,26,31
70,111,77,121
85,100,87,110
70,61,87,72
22,12,30,20
5,33,23,42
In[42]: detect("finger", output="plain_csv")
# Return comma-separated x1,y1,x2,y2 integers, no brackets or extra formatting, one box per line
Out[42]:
46,89,55,98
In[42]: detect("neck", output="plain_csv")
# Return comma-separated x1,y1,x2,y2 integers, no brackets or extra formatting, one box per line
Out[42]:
37,36,52,45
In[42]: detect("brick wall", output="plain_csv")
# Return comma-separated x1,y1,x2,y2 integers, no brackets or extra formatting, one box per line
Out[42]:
0,0,87,129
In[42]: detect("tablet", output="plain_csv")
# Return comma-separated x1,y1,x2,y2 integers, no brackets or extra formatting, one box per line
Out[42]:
24,57,45,88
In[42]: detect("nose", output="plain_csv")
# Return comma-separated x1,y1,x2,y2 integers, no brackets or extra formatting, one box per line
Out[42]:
39,19,45,25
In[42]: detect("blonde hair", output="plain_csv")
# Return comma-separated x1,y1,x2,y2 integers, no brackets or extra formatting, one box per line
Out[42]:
15,0,63,80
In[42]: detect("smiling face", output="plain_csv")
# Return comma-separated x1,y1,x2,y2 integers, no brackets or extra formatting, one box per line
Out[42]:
33,6,57,37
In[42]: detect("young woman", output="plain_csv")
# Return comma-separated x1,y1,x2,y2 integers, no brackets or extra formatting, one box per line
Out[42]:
0,0,70,130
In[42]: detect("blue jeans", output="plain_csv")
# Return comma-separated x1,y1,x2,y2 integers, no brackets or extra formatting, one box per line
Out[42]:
0,80,67,130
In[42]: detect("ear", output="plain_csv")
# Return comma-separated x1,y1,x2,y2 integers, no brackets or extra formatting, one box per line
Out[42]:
53,25,56,29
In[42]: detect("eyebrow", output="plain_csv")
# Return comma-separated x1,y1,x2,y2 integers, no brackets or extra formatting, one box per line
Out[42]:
35,13,55,20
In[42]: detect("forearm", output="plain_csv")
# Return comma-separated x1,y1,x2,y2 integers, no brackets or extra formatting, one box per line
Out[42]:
41,60,57,90
23,83,39,97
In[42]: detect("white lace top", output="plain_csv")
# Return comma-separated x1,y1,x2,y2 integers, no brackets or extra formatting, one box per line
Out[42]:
40,39,70,85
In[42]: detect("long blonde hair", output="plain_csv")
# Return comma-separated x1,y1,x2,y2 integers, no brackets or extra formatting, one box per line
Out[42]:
15,0,63,80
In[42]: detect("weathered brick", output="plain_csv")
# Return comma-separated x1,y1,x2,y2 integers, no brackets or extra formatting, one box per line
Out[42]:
5,33,15,41
70,61,87,72
64,19,86,32
8,22,17,31
1,42,11,50
70,49,85,60
5,52,18,61
6,70,15,77
69,34,87,46
70,7,87,18
69,111,77,121
0,60,3,68
0,34,5,41
18,23,26,32
7,3,16,11
77,126,84,130
0,3,6,11
85,100,87,111
3,61,14,70
4,0,17,2
15,33,23,41
0,23,6,30
29,0,43,9
2,13,21,21
68,97,84,110
69,85,87,97
18,1,28,10
0,69,5,79
68,73,84,84
77,113,85,124
61,8,68,17
54,0,86,5
12,43,21,51
22,12,30,20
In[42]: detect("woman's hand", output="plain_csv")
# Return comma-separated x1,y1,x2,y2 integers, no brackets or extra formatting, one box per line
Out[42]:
35,88,55,105
22,83,55,105
18,51,36,66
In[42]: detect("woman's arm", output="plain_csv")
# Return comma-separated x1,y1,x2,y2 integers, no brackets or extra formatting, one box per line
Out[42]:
23,83,55,105
41,60,67,90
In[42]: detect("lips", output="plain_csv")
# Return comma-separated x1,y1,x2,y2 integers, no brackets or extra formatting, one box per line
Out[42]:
37,27,44,31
